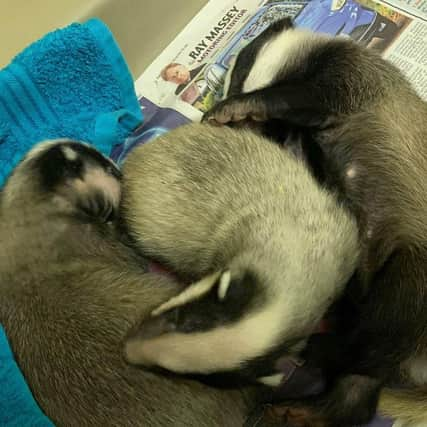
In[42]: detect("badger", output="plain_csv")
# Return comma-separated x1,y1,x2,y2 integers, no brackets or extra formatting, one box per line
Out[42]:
0,140,251,427
119,122,359,387
202,16,427,427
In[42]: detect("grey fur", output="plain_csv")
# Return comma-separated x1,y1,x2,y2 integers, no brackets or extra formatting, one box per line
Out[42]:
0,140,251,427
120,123,359,377
202,21,427,426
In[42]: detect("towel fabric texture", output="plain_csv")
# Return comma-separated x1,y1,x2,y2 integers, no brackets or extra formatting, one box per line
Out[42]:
0,326,54,427
0,18,142,188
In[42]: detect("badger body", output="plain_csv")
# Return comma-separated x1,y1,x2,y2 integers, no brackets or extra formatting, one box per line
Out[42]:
121,123,359,381
0,140,250,427
203,17,427,427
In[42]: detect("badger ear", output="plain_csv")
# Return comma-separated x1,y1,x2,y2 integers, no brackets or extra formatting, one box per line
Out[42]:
151,271,223,316
215,269,260,313
70,165,121,223
217,270,232,300
74,188,115,222
270,16,294,33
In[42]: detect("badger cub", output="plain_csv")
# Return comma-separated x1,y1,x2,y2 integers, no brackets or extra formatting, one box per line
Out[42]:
121,123,359,383
203,17,427,427
0,140,250,427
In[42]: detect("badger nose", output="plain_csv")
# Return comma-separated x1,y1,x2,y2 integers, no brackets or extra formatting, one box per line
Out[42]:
124,315,177,366
137,315,177,340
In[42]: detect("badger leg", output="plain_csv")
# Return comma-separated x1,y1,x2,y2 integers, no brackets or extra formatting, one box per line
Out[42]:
265,248,427,427
202,94,268,125
258,375,382,427
202,85,334,129
259,385,427,427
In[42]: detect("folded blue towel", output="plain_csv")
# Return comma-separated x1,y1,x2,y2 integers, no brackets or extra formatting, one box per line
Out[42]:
0,326,54,427
0,18,142,188
0,18,141,426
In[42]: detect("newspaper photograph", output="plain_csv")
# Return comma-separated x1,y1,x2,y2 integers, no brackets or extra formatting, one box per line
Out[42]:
111,0,426,164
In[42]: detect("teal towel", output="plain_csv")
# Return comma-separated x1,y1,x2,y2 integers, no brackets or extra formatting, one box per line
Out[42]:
0,326,53,427
0,18,142,188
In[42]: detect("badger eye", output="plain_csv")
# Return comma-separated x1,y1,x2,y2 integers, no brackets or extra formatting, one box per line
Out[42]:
68,161,80,172
63,157,83,178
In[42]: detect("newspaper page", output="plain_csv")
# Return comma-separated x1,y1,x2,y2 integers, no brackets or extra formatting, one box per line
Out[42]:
110,0,308,163
110,0,427,164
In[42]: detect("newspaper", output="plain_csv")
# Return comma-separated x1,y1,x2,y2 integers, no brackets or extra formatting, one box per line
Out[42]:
111,0,427,164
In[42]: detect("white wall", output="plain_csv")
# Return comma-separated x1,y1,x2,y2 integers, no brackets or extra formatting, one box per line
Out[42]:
0,0,207,78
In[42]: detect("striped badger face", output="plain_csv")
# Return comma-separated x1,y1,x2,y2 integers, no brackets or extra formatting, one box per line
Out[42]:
124,265,311,385
3,139,121,221
222,16,296,99
206,17,330,129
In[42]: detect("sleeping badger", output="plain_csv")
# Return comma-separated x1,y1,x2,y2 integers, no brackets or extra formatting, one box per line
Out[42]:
0,140,252,427
120,122,359,386
202,17,427,427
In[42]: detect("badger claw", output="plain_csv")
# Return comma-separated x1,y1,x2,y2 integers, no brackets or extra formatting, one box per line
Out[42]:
202,96,267,126
259,403,327,427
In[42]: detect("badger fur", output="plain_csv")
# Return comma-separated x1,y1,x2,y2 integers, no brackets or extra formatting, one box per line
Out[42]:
0,140,251,427
202,17,427,427
120,122,359,384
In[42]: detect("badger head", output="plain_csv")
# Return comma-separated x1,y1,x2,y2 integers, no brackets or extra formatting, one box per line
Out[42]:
124,256,318,386
2,140,121,222
222,17,326,99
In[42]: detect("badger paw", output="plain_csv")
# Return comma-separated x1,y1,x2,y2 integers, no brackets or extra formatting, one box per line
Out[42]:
263,403,327,427
202,96,267,125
